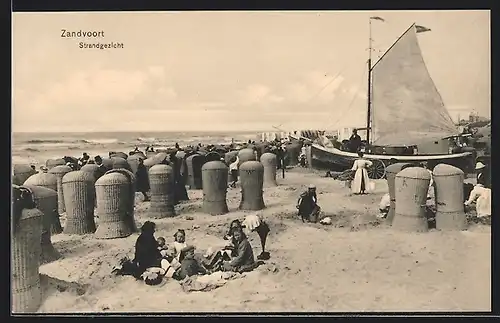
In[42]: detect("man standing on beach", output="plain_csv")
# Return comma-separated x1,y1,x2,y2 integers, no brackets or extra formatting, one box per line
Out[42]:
348,129,362,153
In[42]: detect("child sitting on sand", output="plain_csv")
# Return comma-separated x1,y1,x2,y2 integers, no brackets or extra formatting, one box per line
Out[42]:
156,237,169,257
173,229,188,260
175,245,207,280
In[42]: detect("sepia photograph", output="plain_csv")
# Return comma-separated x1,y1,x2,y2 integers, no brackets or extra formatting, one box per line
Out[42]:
12,9,491,313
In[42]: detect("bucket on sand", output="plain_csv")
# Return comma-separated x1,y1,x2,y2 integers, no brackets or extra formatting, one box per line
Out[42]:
393,167,431,232
11,206,43,313
95,172,134,239
385,163,413,225
148,164,176,218
48,165,73,215
433,164,467,231
23,185,61,264
260,153,278,187
202,161,229,215
62,171,96,235
239,161,266,211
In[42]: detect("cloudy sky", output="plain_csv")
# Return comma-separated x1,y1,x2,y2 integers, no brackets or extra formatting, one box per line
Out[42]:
12,10,490,133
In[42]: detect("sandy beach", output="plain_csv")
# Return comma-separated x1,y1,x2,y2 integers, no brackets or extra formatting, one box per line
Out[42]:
35,167,491,313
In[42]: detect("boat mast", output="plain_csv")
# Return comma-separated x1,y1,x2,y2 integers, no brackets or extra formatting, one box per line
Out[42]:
366,18,373,150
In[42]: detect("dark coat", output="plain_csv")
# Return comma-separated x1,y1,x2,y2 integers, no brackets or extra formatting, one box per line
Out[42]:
135,164,150,192
133,233,161,273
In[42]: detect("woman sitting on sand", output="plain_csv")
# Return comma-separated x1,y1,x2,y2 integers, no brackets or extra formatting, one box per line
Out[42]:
297,184,321,223
133,221,162,274
350,151,372,195
222,229,257,273
225,215,270,260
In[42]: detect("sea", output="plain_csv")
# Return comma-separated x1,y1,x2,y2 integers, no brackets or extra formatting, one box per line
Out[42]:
12,131,260,166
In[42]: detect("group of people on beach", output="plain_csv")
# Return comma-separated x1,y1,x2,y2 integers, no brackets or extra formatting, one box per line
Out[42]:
113,213,271,286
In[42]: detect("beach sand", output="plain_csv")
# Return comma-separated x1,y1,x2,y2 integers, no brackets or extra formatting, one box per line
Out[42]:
36,167,490,313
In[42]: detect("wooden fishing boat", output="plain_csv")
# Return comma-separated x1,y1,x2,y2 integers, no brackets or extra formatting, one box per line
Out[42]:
290,21,475,178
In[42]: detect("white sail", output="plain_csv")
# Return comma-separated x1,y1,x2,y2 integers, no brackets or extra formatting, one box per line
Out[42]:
371,24,459,147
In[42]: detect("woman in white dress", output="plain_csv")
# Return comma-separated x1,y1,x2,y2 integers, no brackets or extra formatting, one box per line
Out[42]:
351,151,372,195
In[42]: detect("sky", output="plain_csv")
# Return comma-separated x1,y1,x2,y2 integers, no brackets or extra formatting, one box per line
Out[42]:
12,10,490,133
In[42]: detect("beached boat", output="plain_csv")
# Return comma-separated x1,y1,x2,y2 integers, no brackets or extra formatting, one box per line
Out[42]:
290,21,475,178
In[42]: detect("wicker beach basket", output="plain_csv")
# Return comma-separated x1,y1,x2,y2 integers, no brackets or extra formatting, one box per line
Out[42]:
130,151,146,159
111,157,131,171
13,165,37,186
238,148,257,167
239,161,265,211
11,207,43,313
94,172,134,239
104,168,137,233
201,161,229,215
23,172,58,192
143,152,168,169
101,158,114,169
23,185,61,264
186,154,205,189
393,167,431,232
148,164,175,218
433,164,467,231
61,171,96,235
48,165,72,216
285,141,302,166
45,158,66,170
385,163,413,225
80,163,100,178
260,153,278,187
109,152,128,160
205,151,222,163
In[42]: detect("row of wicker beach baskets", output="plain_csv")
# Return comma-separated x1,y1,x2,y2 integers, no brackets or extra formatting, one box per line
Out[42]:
11,149,467,313
10,149,278,313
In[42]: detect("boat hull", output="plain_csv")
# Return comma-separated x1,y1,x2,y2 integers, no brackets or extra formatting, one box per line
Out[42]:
309,143,475,175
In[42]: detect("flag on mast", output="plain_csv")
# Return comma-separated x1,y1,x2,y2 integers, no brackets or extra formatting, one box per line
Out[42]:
415,25,432,33
370,16,385,22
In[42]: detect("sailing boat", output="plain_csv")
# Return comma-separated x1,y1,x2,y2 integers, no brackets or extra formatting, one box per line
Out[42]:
290,22,475,178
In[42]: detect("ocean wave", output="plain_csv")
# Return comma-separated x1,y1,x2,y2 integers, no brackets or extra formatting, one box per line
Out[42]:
22,138,121,145
23,147,39,152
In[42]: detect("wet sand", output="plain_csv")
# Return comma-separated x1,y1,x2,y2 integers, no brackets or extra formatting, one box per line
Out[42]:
37,167,490,312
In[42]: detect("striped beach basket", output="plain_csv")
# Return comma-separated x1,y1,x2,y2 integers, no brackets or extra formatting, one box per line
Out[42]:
202,161,229,215
260,153,278,187
23,185,61,264
45,158,66,170
11,207,43,313
239,161,265,211
148,164,175,218
393,167,431,232
62,171,96,235
48,165,72,215
95,172,134,239
433,164,467,231
23,172,57,192
13,165,36,186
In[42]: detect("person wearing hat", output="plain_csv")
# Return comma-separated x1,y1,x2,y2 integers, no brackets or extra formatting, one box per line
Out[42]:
475,161,490,188
296,184,321,223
